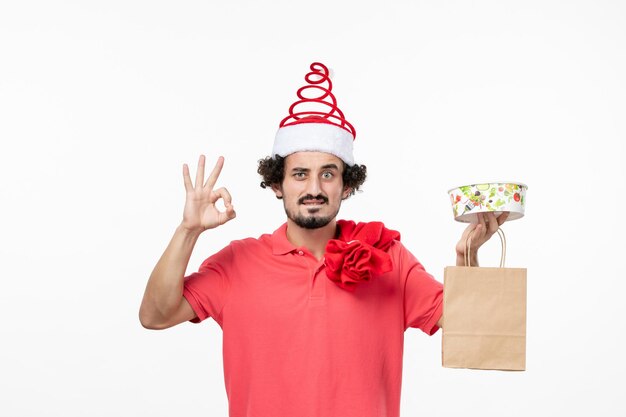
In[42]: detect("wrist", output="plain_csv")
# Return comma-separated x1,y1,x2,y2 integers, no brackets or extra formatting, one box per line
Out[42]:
177,223,204,240
456,251,478,267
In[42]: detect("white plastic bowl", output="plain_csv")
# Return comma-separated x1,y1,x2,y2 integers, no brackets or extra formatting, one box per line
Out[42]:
448,182,528,223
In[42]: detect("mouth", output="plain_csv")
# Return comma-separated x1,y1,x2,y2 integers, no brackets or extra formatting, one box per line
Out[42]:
302,199,326,206
299,195,329,206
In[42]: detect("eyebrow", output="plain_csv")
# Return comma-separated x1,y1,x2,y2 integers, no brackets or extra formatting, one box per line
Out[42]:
290,164,340,173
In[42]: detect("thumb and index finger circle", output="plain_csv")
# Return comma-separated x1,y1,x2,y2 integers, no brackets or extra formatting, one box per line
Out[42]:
210,187,233,206
213,187,236,225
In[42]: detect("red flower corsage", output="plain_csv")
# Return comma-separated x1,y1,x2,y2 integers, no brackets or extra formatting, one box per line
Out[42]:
325,220,401,291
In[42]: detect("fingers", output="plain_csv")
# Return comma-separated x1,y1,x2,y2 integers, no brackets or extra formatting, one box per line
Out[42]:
460,212,507,263
183,163,193,192
456,222,478,262
486,212,500,233
463,222,477,240
470,213,491,247
475,212,500,234
212,187,237,225
472,213,486,241
223,204,237,222
461,222,478,249
477,212,486,231
210,187,233,206
195,155,206,189
497,211,510,226
204,156,225,190
184,155,225,191
472,212,505,246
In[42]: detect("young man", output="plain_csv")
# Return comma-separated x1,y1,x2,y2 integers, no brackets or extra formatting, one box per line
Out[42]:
139,63,508,417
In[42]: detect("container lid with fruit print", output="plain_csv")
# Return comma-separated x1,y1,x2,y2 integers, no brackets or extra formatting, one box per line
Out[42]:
447,182,527,223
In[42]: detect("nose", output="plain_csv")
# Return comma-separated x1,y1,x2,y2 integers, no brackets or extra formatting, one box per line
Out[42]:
305,175,322,196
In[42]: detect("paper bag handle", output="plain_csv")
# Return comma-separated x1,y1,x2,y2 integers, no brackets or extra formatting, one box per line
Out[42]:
465,227,507,267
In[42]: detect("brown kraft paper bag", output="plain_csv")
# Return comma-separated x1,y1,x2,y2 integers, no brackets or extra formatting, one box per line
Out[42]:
442,228,527,371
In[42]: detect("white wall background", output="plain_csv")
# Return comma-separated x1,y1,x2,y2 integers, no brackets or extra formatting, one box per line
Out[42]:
1,1,624,415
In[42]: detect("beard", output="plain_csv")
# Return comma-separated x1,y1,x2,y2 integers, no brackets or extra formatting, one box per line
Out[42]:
284,194,340,229
291,212,334,229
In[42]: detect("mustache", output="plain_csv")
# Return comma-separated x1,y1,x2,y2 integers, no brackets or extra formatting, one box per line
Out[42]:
298,194,329,205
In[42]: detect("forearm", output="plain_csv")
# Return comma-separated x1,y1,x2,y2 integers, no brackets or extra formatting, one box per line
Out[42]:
139,224,201,326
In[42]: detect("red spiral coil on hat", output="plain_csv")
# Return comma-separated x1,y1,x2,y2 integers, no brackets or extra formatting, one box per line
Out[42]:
279,62,356,138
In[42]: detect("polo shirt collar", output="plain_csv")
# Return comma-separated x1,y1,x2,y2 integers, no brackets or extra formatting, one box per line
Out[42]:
271,223,298,255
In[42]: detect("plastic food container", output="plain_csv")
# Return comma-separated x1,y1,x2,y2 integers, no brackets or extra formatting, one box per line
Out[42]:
448,182,528,223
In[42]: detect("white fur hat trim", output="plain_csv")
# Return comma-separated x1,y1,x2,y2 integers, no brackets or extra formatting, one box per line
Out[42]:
272,122,355,166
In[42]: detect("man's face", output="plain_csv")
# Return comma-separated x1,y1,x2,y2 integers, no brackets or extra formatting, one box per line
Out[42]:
273,151,351,229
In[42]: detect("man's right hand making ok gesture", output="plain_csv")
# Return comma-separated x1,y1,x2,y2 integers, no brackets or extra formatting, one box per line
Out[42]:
140,155,236,330
181,155,236,233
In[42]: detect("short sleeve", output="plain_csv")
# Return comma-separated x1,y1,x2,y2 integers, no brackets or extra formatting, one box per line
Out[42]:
396,243,444,335
183,244,233,325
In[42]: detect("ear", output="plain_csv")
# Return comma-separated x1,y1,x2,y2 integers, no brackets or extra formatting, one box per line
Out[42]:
342,186,352,200
271,183,283,199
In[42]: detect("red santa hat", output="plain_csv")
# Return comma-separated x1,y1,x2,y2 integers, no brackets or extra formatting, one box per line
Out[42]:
272,62,356,165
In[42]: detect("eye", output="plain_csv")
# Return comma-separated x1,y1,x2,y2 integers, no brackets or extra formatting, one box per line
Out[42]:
321,171,334,179
293,172,306,179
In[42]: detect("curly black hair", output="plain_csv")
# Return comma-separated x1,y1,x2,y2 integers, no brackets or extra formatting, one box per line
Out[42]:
257,155,367,199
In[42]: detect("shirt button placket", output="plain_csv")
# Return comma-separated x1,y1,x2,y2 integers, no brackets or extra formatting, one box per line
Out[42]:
309,259,326,301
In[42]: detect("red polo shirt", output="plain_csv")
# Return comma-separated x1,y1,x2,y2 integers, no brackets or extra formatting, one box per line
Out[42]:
183,222,443,417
